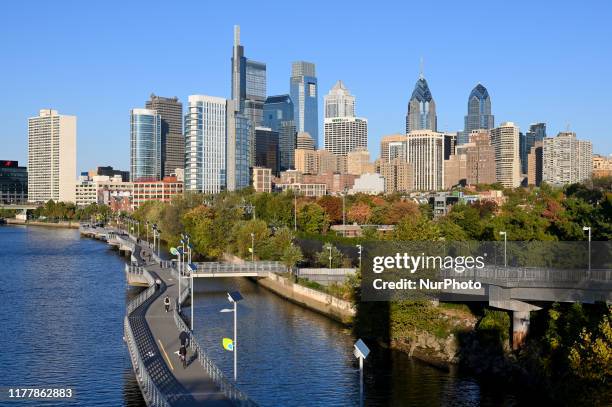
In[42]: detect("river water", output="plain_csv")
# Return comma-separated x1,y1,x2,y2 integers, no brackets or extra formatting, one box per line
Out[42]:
0,226,520,406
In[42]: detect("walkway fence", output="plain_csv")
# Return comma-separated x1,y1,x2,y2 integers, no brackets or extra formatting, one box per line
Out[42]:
124,267,170,407
173,288,258,406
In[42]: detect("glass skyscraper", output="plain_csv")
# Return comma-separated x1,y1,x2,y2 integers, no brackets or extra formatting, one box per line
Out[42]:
459,83,494,145
254,127,280,176
184,95,228,193
232,25,266,168
290,61,319,148
406,74,437,133
130,108,161,182
263,94,295,171
520,122,546,174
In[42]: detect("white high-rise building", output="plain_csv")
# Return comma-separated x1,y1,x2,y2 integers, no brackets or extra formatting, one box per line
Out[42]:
542,132,592,186
324,80,355,118
324,117,368,156
184,95,233,194
406,130,444,191
490,122,521,188
28,109,77,203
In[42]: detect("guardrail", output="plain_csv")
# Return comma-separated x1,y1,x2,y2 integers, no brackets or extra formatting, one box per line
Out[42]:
124,267,170,407
173,288,258,406
124,317,170,407
192,261,286,274
440,266,612,286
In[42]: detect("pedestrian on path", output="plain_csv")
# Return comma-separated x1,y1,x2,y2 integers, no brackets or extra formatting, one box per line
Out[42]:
155,278,161,290
179,344,187,368
164,295,171,312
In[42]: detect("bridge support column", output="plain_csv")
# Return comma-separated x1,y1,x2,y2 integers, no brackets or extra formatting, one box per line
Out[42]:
512,310,530,350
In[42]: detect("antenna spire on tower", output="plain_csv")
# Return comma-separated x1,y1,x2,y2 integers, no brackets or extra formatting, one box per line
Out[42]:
419,57,424,78
234,25,240,46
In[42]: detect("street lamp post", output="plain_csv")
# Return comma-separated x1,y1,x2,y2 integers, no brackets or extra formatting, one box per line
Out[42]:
250,233,255,262
294,191,297,232
221,291,243,381
328,245,333,269
356,244,362,271
583,226,591,272
354,339,370,407
342,191,346,238
499,231,507,267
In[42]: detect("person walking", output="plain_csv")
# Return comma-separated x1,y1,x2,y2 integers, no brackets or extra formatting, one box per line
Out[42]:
164,295,171,312
155,278,161,290
179,344,187,368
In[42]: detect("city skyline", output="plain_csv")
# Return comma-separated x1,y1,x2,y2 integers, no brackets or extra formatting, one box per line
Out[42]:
2,1,612,173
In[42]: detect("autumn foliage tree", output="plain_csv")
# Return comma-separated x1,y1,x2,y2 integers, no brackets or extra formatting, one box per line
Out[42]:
348,202,372,224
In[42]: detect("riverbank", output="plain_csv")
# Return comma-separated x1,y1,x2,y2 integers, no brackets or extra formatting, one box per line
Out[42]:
4,218,80,229
255,272,356,325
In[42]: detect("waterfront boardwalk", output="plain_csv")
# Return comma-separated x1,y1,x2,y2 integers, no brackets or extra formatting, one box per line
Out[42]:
82,226,252,407
139,260,232,406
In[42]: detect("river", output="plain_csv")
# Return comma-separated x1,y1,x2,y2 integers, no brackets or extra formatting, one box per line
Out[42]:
0,226,521,406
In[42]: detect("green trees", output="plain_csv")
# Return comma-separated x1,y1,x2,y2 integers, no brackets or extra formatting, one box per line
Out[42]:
297,203,330,234
569,307,612,382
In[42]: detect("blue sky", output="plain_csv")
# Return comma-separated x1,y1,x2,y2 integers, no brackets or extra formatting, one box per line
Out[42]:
2,1,611,173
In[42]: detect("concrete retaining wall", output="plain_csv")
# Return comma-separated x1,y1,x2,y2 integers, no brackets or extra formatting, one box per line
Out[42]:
257,272,356,325
296,268,356,286
5,218,79,229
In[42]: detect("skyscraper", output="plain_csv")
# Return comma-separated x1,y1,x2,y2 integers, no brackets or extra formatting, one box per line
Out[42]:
380,134,407,163
542,132,592,186
290,61,319,147
406,130,444,191
490,122,521,188
520,123,546,174
28,109,77,203
130,108,162,182
263,95,295,171
324,117,368,156
184,95,229,194
254,127,280,176
145,94,183,177
324,80,355,118
406,74,437,133
459,84,494,145
231,25,266,168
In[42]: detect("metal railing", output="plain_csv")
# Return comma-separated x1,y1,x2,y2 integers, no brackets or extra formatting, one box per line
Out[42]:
172,289,258,407
124,267,170,407
124,317,170,407
191,261,286,274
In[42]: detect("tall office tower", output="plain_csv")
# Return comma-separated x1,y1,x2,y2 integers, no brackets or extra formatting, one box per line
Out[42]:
459,83,494,145
380,134,407,163
230,111,251,190
324,117,368,156
254,127,280,176
444,130,496,188
443,132,457,160
466,130,497,185
527,141,543,186
542,132,592,186
28,109,77,203
347,148,374,175
290,61,319,147
520,122,546,174
324,80,355,118
406,130,444,191
378,158,413,193
130,108,162,182
489,122,521,188
184,95,230,194
145,94,183,177
405,74,437,133
296,131,315,150
231,25,266,167
263,95,296,171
